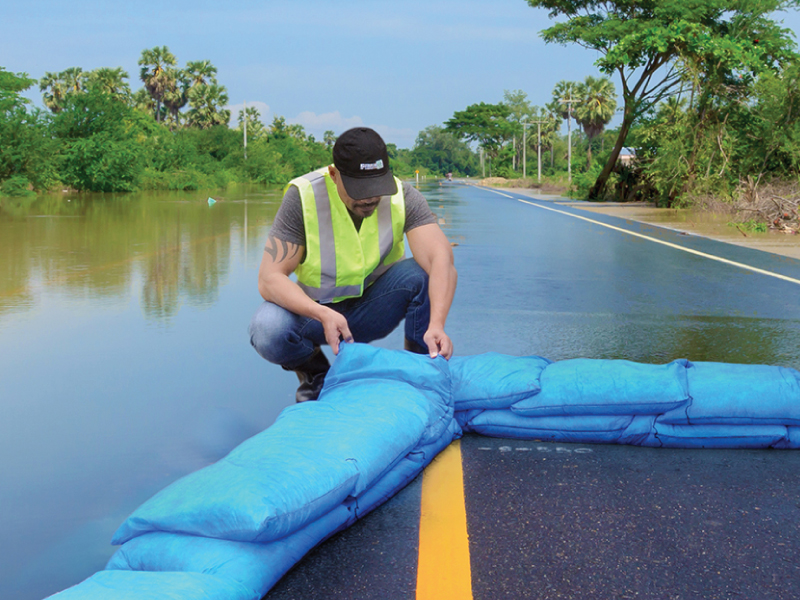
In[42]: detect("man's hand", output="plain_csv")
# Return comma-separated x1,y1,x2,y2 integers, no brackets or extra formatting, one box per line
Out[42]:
423,326,453,360
320,307,354,355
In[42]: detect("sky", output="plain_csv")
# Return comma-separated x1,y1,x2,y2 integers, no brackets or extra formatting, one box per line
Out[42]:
4,0,800,148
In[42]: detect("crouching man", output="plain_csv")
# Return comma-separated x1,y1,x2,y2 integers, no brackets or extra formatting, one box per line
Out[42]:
249,127,457,402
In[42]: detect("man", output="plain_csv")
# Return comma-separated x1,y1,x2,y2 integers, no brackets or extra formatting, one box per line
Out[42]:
249,127,457,402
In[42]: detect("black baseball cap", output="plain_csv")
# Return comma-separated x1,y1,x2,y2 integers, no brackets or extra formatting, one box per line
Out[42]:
332,127,398,200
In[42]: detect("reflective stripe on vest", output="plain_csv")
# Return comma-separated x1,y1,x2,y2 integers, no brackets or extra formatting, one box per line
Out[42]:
292,168,405,304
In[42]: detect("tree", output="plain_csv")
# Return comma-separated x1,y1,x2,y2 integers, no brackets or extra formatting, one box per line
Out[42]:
323,130,337,149
1,68,34,113
39,72,66,112
132,87,160,117
39,68,85,113
186,83,230,129
412,125,478,176
551,81,579,121
86,67,131,100
237,106,265,139
268,116,289,140
527,0,800,199
184,60,218,87
138,46,177,122
50,87,156,191
445,102,514,174
162,67,189,127
574,75,616,167
503,89,537,170
1,68,59,192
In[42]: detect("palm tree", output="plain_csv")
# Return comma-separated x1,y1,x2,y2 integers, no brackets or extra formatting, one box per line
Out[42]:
551,81,581,173
552,81,579,122
162,67,189,127
61,67,85,94
132,88,157,116
87,67,131,100
574,76,617,167
39,68,86,112
40,71,67,112
138,46,177,122
187,83,230,129
184,60,218,88
237,106,265,138
544,100,563,169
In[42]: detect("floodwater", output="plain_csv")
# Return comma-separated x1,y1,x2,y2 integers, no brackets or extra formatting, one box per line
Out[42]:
0,185,298,599
2,182,800,600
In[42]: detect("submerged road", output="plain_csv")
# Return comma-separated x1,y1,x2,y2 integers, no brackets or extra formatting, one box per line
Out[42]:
266,183,800,600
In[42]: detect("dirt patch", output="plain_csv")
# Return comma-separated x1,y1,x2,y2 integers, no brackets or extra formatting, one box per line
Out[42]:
574,203,800,261
477,177,509,186
478,177,567,195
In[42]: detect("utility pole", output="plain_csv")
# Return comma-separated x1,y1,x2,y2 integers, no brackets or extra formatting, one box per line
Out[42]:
512,135,516,172
559,96,574,186
243,100,248,161
530,111,549,184
521,117,528,180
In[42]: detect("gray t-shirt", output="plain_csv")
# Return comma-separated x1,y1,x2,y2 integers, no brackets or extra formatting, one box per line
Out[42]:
269,181,437,249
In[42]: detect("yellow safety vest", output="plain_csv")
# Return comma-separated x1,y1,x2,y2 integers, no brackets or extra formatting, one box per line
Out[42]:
290,167,406,304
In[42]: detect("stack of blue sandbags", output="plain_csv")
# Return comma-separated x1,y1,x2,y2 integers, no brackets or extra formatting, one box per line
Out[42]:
49,344,800,599
50,344,459,600
452,353,800,449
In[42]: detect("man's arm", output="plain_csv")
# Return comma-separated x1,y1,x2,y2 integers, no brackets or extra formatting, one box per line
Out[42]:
406,223,457,359
257,234,354,354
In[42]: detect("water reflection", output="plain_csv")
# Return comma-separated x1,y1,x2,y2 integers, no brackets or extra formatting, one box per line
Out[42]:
0,185,292,600
0,188,282,325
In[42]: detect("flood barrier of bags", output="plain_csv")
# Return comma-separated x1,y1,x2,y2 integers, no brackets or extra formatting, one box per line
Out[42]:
49,344,800,599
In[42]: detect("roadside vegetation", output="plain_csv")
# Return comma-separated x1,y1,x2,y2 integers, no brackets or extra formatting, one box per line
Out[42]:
0,46,477,197
3,1,800,234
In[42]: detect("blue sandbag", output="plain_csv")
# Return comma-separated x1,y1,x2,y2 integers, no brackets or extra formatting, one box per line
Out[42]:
354,418,461,519
659,362,800,425
105,345,460,599
111,405,361,545
786,427,800,448
107,503,356,598
322,344,453,447
510,358,690,417
653,423,791,449
113,349,441,545
449,353,551,410
460,411,652,445
46,571,254,600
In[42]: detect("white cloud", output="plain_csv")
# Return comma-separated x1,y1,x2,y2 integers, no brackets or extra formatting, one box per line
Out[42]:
287,111,363,135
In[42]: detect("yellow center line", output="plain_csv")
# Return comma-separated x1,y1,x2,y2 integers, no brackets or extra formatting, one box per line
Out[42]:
417,439,473,600
479,187,800,286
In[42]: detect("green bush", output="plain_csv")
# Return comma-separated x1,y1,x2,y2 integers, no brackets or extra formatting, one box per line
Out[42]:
0,174,35,196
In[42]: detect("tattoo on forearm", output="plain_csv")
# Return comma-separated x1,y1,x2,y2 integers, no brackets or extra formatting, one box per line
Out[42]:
264,236,301,263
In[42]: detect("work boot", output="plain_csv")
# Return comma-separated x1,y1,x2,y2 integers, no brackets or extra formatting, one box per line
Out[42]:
404,338,428,355
289,347,330,403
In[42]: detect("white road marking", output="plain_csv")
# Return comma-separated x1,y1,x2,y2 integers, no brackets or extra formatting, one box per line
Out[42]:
479,187,800,286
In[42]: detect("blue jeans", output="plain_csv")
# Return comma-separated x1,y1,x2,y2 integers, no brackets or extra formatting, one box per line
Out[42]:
249,258,430,369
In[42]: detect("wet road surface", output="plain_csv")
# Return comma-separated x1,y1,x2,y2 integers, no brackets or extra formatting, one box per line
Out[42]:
266,183,800,600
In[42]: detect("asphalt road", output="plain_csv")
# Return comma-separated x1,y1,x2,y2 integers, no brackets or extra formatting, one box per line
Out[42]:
265,183,800,600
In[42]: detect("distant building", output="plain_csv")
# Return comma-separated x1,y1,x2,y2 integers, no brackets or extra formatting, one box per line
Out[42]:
618,147,637,165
